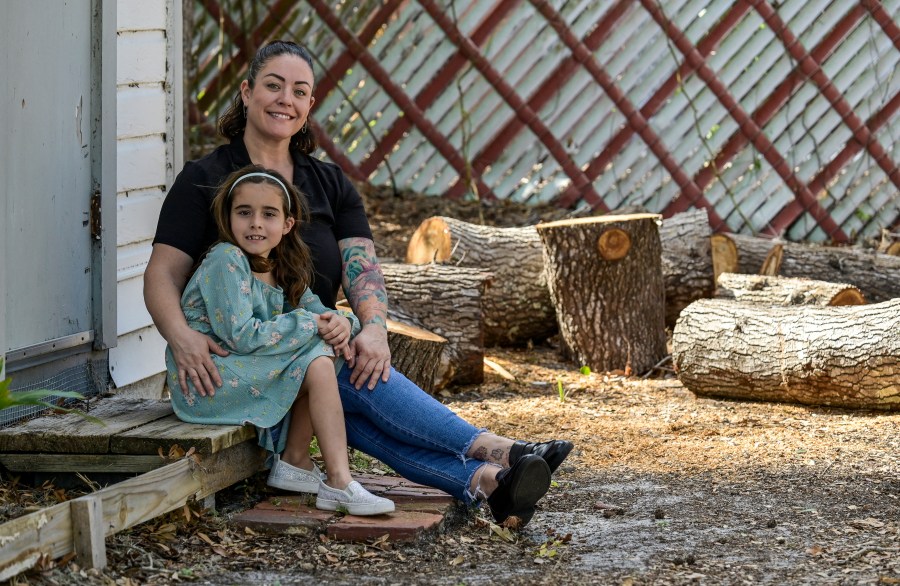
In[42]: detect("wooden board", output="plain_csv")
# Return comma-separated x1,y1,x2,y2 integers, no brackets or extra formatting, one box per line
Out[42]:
0,442,265,579
0,454,166,474
0,398,174,454
111,414,256,455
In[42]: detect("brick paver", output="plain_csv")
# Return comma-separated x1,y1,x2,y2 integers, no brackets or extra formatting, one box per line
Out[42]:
231,474,461,542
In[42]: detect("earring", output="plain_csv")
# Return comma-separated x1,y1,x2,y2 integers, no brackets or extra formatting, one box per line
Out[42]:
301,123,308,134
243,104,248,118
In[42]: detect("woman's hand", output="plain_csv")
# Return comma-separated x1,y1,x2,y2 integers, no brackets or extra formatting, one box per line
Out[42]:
169,327,229,397
144,243,229,398
348,324,391,391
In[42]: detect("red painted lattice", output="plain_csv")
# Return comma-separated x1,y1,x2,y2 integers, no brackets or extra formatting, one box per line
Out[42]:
190,0,900,242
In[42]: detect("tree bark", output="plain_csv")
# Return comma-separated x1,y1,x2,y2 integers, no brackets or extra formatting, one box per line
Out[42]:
386,319,449,394
773,241,900,303
380,263,492,386
536,214,668,373
405,216,556,346
714,273,865,306
659,208,714,327
673,298,900,410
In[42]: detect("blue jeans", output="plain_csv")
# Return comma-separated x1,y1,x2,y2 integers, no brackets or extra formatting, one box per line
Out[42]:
337,364,486,504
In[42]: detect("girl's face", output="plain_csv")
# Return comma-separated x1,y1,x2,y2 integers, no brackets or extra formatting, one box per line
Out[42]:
241,54,315,145
229,183,295,258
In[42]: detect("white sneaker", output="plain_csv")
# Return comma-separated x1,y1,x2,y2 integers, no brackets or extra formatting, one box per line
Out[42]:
316,480,396,516
267,455,325,494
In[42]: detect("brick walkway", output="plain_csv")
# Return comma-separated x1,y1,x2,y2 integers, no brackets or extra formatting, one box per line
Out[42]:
231,474,462,542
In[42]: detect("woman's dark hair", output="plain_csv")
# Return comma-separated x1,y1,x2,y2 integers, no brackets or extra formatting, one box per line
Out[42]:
217,41,317,155
211,164,314,305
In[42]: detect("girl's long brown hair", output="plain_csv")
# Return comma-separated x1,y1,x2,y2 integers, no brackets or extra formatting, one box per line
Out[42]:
211,165,313,306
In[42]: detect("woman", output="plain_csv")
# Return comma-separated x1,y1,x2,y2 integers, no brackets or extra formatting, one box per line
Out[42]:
145,40,572,526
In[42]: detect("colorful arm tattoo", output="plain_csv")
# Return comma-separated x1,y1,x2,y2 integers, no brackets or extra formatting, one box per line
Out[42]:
338,237,388,330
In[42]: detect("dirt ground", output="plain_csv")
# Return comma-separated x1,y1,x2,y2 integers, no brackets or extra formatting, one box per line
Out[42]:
3,187,899,585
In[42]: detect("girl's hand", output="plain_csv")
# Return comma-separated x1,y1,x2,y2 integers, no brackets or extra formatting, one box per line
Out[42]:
317,311,351,350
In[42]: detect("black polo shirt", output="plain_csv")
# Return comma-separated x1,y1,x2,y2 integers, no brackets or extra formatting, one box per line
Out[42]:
153,139,372,308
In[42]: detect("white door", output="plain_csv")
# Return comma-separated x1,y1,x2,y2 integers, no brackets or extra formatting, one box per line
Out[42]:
2,0,113,374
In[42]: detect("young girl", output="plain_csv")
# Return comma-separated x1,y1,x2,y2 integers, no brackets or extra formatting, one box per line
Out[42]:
164,165,394,516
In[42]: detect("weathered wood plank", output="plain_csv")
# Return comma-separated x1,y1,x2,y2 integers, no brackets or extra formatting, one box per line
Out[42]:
0,454,166,474
195,441,266,500
111,415,256,455
71,496,106,570
0,497,71,582
0,440,264,580
0,398,173,454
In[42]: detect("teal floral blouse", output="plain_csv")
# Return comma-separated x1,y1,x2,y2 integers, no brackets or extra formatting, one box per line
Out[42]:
165,242,360,454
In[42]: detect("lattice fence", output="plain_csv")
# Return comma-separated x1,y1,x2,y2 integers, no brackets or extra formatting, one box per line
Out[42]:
189,0,900,243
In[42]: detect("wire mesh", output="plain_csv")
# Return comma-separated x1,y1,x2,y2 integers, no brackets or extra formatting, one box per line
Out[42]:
0,360,107,428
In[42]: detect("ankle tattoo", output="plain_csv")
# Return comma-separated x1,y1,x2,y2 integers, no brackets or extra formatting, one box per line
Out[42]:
472,446,488,461
491,447,507,465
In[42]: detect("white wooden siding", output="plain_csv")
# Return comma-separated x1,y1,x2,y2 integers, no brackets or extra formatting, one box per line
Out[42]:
110,0,178,388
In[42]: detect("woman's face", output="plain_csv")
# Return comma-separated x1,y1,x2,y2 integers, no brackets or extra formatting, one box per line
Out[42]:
241,54,316,145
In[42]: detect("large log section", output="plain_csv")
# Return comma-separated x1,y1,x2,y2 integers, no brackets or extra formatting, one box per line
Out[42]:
406,216,555,346
536,214,668,374
658,208,714,327
380,263,492,386
407,210,714,337
715,273,865,306
711,234,900,302
672,298,900,410
337,302,451,393
385,319,448,395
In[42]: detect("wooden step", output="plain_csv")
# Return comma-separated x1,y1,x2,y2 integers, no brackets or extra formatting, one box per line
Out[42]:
0,396,257,474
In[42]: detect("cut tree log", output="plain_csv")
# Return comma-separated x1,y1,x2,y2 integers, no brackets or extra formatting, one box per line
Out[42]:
715,273,866,306
672,298,900,410
386,319,448,394
405,216,556,346
338,299,450,392
407,209,713,336
536,214,667,373
711,233,784,275
711,234,900,302
773,242,900,302
658,208,714,327
710,233,738,280
380,262,492,386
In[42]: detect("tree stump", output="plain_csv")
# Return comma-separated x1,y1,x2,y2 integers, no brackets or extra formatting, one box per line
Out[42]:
659,208,714,327
536,214,668,373
386,319,449,394
380,263,492,386
405,216,556,346
672,298,900,410
715,273,865,306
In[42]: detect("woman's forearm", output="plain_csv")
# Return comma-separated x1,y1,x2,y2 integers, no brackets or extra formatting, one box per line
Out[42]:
143,244,194,343
338,237,388,332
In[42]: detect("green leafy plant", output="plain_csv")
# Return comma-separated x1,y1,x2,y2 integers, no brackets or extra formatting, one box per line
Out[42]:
0,359,103,424
557,377,566,403
580,365,591,376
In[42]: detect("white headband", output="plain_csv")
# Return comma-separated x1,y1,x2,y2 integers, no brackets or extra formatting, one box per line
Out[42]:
227,172,292,212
